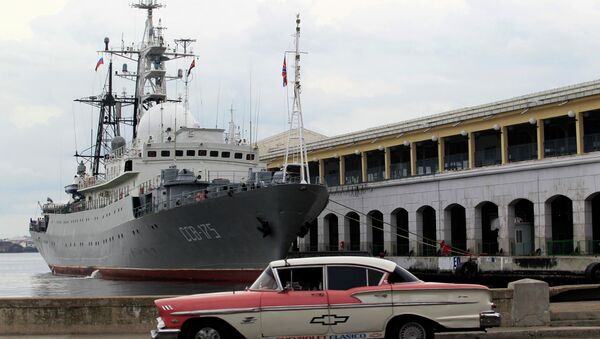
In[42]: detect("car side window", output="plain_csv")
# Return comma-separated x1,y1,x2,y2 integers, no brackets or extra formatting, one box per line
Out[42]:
277,267,323,291
367,269,384,286
327,266,368,290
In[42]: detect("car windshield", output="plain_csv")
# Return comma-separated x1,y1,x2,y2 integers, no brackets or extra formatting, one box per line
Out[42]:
249,267,279,290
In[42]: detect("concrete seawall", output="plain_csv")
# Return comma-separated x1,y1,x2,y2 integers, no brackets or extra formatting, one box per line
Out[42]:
0,296,159,335
0,285,594,335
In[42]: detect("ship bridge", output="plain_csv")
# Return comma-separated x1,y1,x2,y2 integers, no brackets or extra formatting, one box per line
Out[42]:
262,79,600,258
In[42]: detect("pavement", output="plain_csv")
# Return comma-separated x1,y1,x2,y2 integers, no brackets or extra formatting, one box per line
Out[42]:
1,327,600,339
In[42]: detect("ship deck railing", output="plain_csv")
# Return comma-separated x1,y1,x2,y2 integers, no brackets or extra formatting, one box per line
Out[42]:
133,177,308,218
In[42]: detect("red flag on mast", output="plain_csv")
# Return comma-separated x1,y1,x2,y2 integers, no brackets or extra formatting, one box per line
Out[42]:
281,56,288,87
187,59,196,76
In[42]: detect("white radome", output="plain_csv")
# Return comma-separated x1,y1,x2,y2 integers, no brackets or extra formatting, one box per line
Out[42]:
136,103,200,143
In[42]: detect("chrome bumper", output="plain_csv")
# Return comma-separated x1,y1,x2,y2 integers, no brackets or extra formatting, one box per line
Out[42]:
480,311,501,328
150,328,180,339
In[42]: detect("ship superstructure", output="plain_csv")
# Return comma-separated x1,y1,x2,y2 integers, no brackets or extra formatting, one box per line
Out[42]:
29,1,328,281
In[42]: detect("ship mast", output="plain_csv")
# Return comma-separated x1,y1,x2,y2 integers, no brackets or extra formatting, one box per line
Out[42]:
74,0,195,177
282,14,310,184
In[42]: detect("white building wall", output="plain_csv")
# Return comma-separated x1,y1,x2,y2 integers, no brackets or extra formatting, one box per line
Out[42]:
314,154,600,256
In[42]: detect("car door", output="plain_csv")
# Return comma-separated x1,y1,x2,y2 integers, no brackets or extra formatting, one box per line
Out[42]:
260,266,330,337
326,265,392,335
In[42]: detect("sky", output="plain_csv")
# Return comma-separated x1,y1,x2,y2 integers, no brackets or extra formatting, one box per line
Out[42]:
2,0,600,237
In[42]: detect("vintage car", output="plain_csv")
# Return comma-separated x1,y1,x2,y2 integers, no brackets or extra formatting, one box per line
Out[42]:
151,256,500,339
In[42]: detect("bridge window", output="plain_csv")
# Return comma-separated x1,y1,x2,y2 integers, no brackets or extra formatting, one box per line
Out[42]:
344,154,362,184
221,151,230,158
175,150,183,157
147,151,157,157
198,150,207,156
474,129,501,167
544,116,576,157
246,154,255,160
160,150,170,157
583,109,600,153
416,140,438,175
209,151,219,157
234,152,243,159
508,123,537,162
186,150,195,156
444,135,468,171
390,145,411,179
323,158,340,186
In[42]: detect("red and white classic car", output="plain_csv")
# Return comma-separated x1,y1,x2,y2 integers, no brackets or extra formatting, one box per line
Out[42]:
151,256,500,339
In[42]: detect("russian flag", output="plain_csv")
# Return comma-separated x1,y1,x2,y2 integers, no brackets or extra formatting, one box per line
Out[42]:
282,56,287,87
95,57,104,72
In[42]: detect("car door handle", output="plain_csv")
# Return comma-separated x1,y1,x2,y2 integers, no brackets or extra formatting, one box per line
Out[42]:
311,292,325,297
374,293,388,298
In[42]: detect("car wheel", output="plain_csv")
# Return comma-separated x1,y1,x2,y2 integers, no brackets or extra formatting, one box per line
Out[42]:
187,321,229,339
390,319,433,339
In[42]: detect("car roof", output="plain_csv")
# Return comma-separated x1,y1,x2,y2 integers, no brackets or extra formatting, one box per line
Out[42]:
269,256,397,272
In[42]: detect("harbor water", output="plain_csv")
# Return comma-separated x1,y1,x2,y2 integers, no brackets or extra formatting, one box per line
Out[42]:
0,252,244,297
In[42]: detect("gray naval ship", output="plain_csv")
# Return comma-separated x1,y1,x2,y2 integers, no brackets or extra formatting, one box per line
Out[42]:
29,1,328,281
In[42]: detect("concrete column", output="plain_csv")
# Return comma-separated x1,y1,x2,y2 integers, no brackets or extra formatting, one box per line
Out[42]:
537,119,544,160
441,208,452,245
318,159,325,185
410,143,417,176
339,156,345,186
383,213,393,255
361,152,367,183
438,137,444,173
409,209,419,255
498,204,511,255
360,214,370,252
501,126,508,164
534,200,547,254
340,215,350,250
572,198,590,254
318,217,328,251
384,147,391,180
468,132,475,169
467,206,481,254
576,111,584,155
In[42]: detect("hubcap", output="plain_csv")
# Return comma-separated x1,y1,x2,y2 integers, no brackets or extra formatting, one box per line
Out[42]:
194,327,220,339
399,322,426,339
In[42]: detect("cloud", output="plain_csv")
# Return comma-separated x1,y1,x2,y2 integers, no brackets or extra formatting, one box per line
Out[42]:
0,0,68,41
8,104,63,129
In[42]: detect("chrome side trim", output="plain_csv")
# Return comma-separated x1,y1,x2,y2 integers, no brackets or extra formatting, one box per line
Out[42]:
150,328,180,339
330,303,393,309
261,304,329,312
394,301,479,306
171,307,259,316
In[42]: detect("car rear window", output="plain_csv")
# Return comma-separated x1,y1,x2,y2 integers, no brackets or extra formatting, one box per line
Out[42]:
388,265,420,283
328,266,366,290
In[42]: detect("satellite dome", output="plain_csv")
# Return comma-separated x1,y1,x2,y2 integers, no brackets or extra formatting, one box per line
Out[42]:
136,103,199,143
111,136,126,150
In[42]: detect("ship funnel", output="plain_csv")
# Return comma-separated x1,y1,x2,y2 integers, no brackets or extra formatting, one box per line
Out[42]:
104,37,109,51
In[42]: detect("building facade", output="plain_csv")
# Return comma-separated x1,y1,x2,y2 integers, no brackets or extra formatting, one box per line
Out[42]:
263,80,600,258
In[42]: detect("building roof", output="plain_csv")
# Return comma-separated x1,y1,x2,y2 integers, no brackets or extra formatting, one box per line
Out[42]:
261,79,600,161
269,256,398,272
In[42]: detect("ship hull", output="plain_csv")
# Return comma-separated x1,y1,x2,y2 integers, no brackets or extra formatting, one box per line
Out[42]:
31,183,328,282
